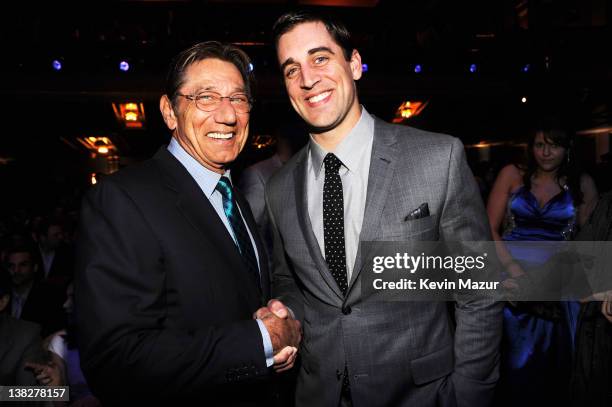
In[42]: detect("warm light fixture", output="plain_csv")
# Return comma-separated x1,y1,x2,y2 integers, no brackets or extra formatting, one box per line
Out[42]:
392,100,428,123
465,141,528,149
112,102,146,128
472,141,491,148
91,173,98,185
77,136,118,157
251,134,274,150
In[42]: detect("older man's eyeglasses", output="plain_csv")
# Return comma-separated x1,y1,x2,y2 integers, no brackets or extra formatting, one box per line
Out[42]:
176,91,252,113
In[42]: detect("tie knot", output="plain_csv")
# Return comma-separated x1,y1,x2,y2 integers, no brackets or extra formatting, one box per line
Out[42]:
324,153,342,174
216,176,233,200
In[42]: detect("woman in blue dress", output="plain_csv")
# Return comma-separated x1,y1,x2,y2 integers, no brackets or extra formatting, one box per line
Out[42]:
487,119,598,406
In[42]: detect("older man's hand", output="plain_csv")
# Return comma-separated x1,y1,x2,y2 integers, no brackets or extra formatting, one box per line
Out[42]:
257,306,301,350
254,299,301,371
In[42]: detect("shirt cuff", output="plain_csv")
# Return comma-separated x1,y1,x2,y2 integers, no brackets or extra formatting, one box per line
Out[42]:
48,334,67,360
256,319,274,367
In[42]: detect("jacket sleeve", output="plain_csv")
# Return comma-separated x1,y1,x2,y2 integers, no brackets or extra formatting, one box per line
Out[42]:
75,179,268,400
16,322,46,386
440,137,503,407
264,180,305,322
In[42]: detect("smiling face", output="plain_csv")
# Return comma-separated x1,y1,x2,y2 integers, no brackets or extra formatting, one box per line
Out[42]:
532,131,567,173
277,21,362,141
160,58,250,174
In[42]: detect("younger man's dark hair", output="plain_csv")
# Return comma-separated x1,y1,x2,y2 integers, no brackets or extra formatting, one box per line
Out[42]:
272,11,354,61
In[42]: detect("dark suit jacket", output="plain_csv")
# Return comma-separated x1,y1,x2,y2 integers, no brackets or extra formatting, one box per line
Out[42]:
266,118,502,407
43,245,74,288
0,314,46,385
18,280,66,338
75,148,272,405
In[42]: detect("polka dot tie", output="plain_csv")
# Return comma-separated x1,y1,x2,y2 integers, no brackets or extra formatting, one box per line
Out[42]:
323,153,348,296
216,176,261,290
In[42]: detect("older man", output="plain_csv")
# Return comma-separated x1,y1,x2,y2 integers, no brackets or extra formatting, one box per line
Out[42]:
261,11,502,407
76,41,300,406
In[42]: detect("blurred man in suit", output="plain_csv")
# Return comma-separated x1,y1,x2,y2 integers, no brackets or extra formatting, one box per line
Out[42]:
260,11,502,407
6,244,65,337
240,126,307,263
241,131,297,229
76,41,300,405
33,217,73,289
0,268,47,386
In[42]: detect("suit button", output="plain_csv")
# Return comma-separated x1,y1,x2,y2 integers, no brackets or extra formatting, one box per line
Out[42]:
342,306,352,315
336,369,343,380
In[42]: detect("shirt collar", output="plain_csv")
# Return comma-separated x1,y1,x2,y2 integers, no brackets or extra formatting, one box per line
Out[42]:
12,283,32,302
167,137,231,198
309,107,374,179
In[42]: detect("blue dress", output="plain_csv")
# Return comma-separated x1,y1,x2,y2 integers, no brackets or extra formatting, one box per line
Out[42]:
497,185,580,405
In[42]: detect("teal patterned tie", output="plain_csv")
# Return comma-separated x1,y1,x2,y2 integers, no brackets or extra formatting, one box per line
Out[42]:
216,176,260,288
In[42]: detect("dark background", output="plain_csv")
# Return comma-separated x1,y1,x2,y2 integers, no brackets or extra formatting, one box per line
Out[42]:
0,0,610,214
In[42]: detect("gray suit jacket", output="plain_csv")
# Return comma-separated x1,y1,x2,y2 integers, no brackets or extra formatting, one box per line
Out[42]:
265,118,502,407
240,154,284,228
0,314,45,386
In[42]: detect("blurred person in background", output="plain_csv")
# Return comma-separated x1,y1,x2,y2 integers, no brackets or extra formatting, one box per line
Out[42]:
32,216,74,289
6,244,66,338
239,125,307,260
570,191,612,407
487,116,598,406
0,268,47,386
41,281,102,406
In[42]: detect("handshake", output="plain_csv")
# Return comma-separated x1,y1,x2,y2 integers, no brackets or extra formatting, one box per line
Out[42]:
254,299,302,372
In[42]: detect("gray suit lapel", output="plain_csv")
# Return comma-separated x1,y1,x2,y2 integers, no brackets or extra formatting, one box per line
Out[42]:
348,120,400,291
293,151,345,300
